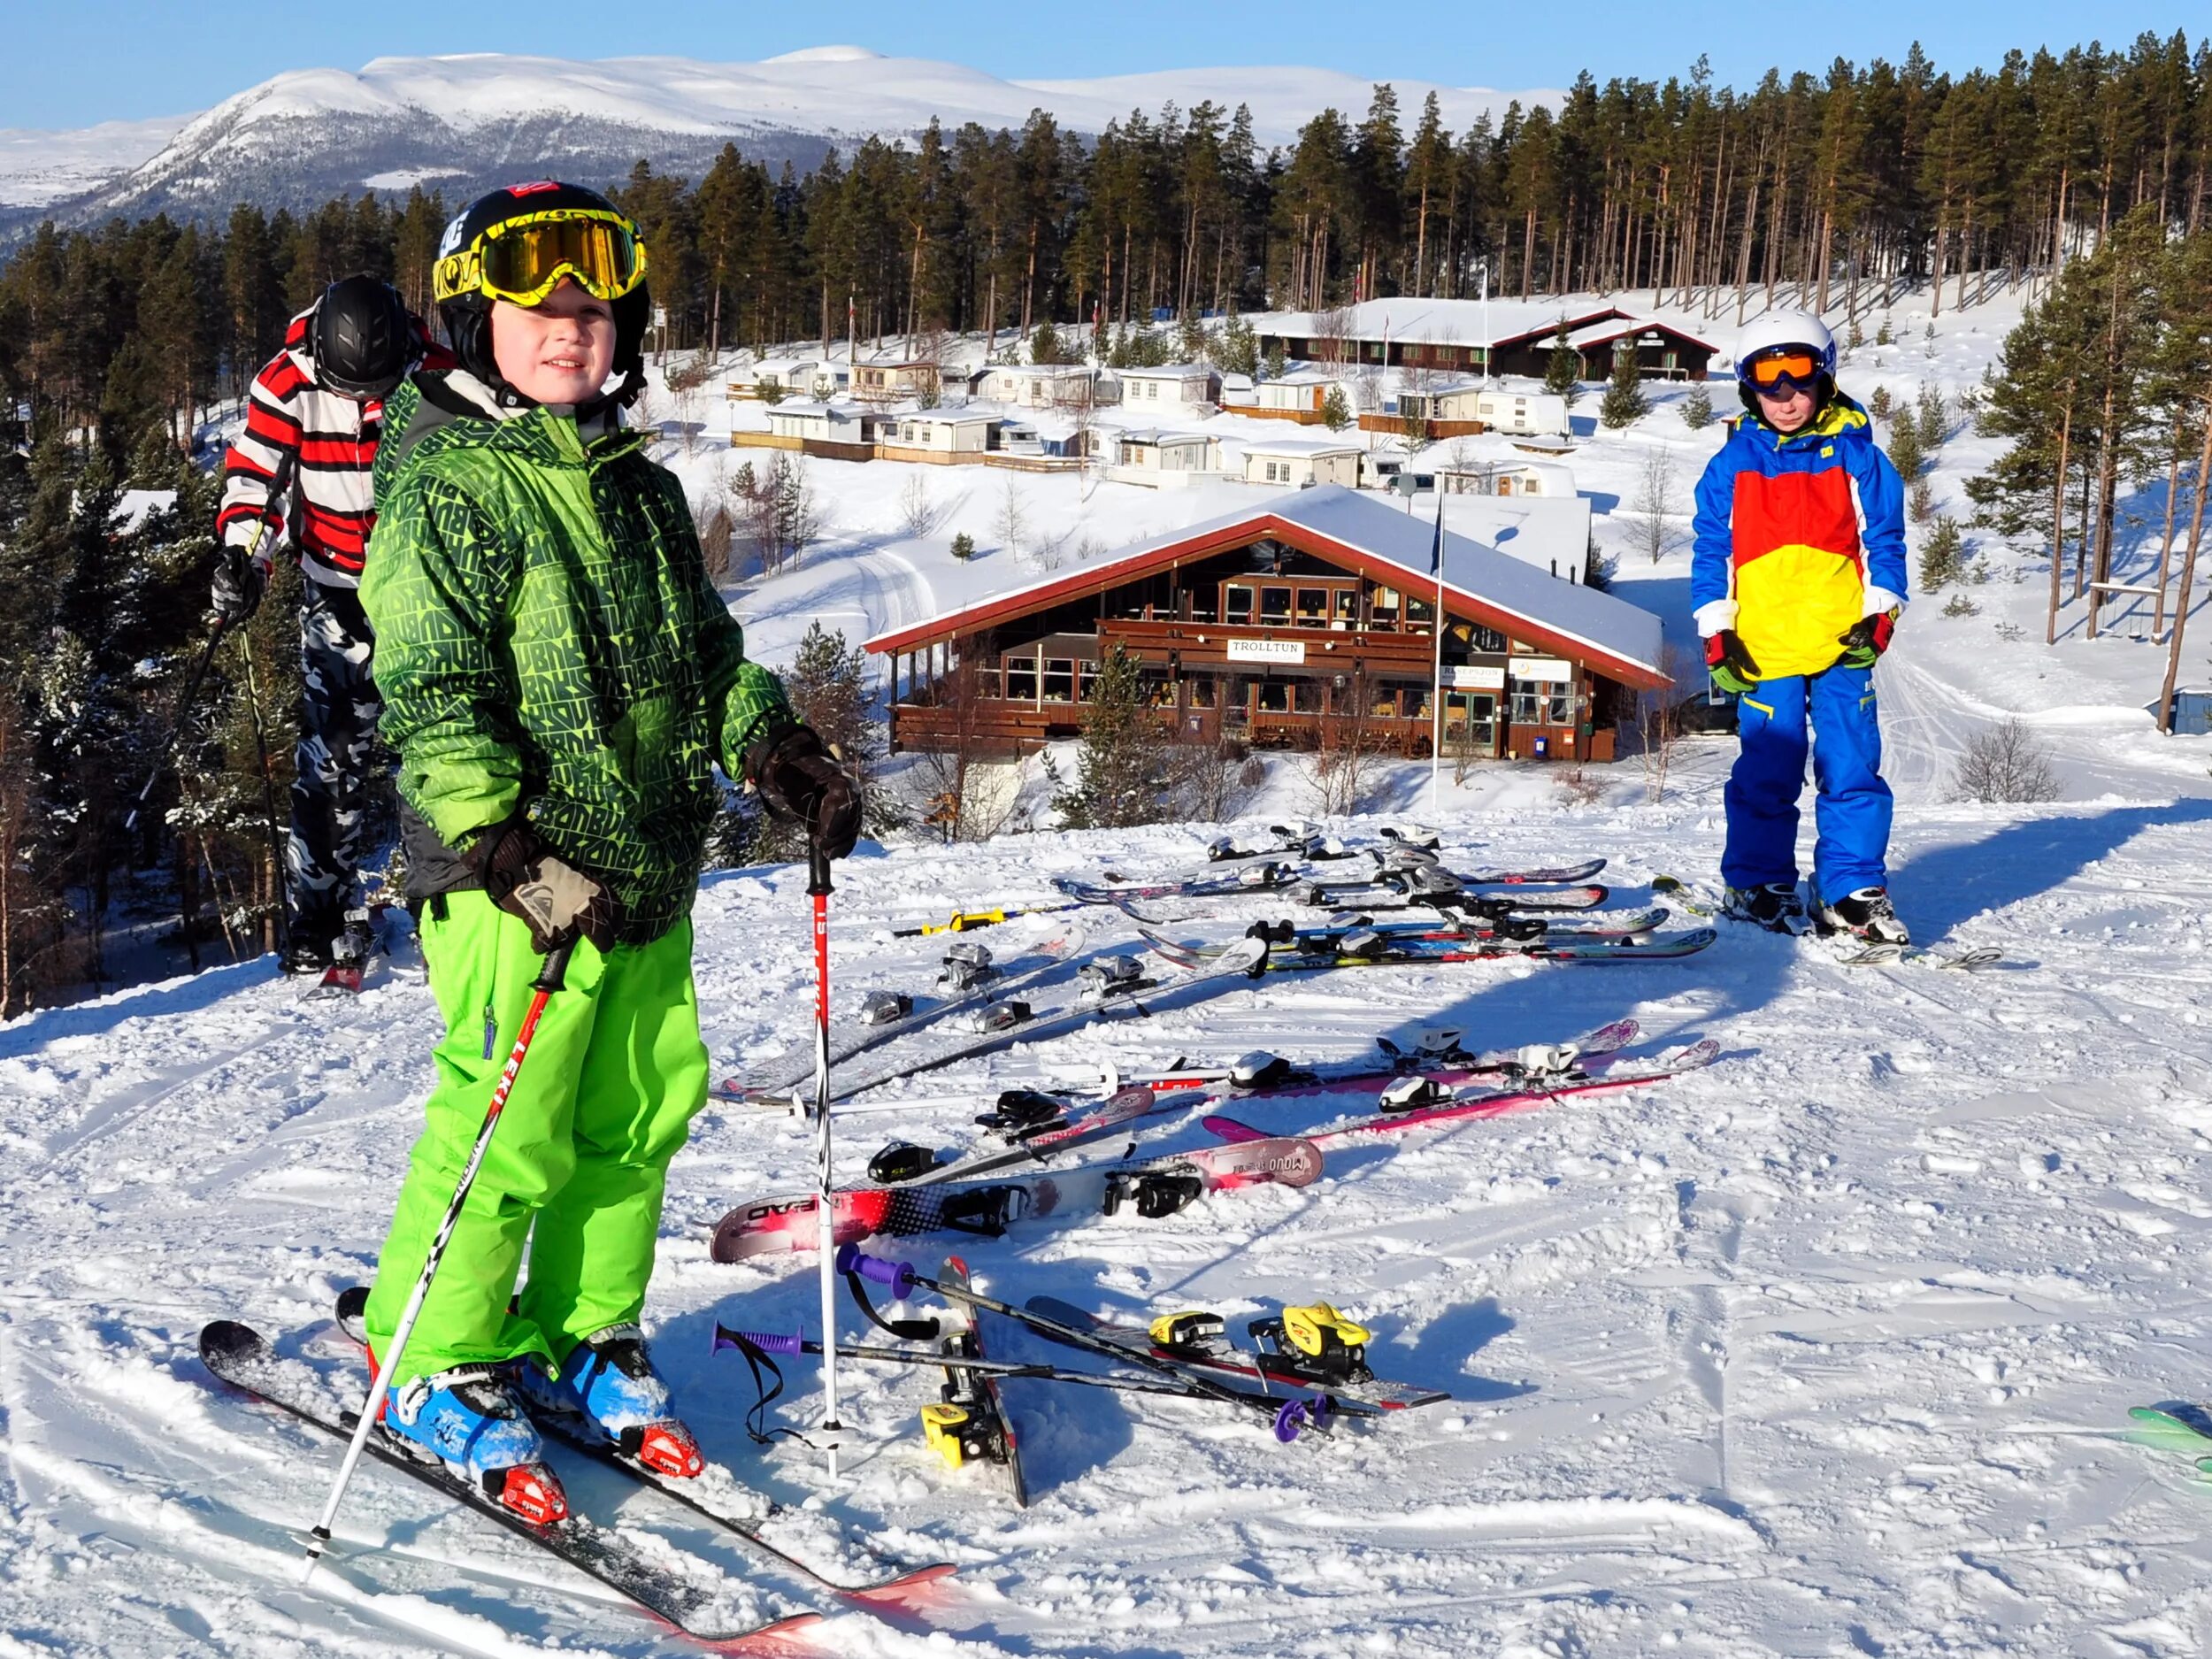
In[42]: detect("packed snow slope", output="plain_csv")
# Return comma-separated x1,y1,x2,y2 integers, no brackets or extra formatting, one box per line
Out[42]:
4,283,2212,1655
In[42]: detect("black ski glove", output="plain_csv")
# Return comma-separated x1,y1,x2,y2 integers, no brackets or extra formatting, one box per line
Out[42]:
1836,609,1898,670
745,719,861,859
210,546,270,628
468,816,623,954
1703,629,1760,695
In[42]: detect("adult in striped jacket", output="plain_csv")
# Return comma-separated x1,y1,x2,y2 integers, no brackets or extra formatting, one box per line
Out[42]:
213,275,453,975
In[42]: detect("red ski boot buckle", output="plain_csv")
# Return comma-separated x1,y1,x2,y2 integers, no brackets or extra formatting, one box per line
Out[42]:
629,1421,706,1479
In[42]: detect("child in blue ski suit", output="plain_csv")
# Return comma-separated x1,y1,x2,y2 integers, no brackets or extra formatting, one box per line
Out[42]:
1691,311,1909,943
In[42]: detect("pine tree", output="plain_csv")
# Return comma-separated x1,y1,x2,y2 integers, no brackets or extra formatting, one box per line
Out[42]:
1917,516,1964,589
1217,314,1258,377
1051,648,1167,829
1543,323,1581,401
1599,346,1648,428
1321,382,1353,431
1681,385,1714,429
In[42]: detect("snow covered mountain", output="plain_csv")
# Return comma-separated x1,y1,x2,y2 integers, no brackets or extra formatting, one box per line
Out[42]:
3,47,1554,232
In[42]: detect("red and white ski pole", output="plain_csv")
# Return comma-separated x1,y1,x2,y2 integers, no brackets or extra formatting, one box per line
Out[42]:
301,938,575,1580
809,840,846,1479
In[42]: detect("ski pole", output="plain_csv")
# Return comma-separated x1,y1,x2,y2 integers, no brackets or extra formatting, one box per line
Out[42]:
808,840,845,1479
126,449,296,834
302,938,575,1581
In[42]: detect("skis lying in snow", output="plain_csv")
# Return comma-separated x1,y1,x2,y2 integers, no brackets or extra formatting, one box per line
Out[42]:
1292,880,1613,914
197,1321,826,1646
866,1082,1186,1188
1053,864,1304,903
923,1257,1028,1506
710,1133,1323,1263
1094,1017,1644,1102
1059,853,1609,908
792,934,1270,1107
1203,1039,1723,1148
326,1291,953,1608
716,920,1087,1104
836,1250,1371,1442
1652,874,2001,971
1025,1298,1451,1412
1141,921,1717,972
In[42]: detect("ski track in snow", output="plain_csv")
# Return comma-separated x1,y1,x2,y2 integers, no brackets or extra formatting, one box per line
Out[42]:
9,291,2212,1654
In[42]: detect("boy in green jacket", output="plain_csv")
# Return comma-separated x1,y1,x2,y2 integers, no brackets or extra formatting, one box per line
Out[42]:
358,181,858,1520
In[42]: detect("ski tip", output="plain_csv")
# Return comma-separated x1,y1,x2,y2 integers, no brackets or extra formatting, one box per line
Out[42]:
841,1562,960,1604
198,1319,271,1366
1201,1113,1269,1144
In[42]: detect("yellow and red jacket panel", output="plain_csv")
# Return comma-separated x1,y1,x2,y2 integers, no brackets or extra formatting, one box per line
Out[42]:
1690,396,1907,680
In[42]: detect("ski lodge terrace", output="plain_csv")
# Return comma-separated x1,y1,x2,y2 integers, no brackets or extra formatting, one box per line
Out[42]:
866,488,1671,765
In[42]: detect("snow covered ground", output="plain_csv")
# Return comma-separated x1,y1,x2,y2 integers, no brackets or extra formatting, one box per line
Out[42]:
6,283,2212,1656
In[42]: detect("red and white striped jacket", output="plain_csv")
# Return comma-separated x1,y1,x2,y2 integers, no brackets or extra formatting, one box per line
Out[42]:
217,301,453,588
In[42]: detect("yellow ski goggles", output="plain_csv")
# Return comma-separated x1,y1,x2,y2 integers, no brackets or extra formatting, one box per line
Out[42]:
434,208,649,307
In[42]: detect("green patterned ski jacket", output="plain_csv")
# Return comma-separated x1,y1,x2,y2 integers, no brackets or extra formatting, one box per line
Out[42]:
363,373,787,945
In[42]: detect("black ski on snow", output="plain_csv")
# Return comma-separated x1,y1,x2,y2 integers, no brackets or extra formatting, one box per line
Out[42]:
717,919,1087,1103
326,1288,954,1608
928,1257,1028,1507
1141,922,1717,972
797,934,1271,1106
837,1252,1371,1442
196,1320,824,1646
1024,1298,1451,1411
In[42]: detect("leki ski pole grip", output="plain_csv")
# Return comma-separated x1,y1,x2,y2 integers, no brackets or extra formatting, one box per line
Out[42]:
836,1245,916,1296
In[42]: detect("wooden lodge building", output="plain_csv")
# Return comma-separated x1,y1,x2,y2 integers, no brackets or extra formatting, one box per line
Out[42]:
867,487,1669,765
1253,298,1719,381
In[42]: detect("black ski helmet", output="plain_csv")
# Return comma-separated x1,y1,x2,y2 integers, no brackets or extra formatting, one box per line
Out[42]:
311,275,414,400
433,180,651,405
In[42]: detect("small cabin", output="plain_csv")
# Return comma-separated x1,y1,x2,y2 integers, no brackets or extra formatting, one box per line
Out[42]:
1241,439,1362,490
878,411,999,463
1109,429,1222,489
1120,364,1219,411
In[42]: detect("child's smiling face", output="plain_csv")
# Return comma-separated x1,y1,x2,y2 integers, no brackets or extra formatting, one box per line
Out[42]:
491,279,616,405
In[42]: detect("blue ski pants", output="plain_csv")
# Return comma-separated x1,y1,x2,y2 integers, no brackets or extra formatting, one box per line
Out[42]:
1721,663,1892,900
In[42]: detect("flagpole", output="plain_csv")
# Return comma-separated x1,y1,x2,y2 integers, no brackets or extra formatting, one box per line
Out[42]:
1429,488,1446,814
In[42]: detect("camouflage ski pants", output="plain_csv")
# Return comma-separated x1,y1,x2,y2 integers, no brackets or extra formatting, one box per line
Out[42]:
287,577,380,946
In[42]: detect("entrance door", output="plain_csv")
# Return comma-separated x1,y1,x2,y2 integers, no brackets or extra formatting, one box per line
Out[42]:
1446,692,1498,757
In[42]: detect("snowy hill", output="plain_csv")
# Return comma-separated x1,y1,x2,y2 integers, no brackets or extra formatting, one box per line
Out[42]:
2,50,1551,228
9,283,2212,1654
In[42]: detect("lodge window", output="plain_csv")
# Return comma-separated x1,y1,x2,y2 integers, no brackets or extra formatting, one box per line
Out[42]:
1260,587,1293,625
1257,680,1291,714
1334,590,1358,627
1005,660,1038,701
1294,588,1330,626
1080,660,1103,702
1188,677,1217,709
972,666,1002,699
1294,680,1323,713
1225,675,1256,723
1407,595,1436,628
1225,585,1254,623
1509,679,1574,726
1371,586,1401,629
1042,659,1076,703
1471,624,1509,652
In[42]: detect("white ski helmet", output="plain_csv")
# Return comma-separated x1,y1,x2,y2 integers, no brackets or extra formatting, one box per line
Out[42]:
1733,311,1837,416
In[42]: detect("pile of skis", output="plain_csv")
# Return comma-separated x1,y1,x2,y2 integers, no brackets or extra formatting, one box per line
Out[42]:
712,1248,1455,1508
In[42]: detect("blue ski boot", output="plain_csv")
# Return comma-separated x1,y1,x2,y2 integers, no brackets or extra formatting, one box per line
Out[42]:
521,1325,705,1479
382,1365,570,1523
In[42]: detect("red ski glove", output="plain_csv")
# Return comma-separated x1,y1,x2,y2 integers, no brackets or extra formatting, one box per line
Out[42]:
1837,609,1898,670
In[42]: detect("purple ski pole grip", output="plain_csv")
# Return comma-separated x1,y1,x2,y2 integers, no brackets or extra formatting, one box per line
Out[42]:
836,1244,917,1297
713,1323,805,1356
1273,1399,1307,1443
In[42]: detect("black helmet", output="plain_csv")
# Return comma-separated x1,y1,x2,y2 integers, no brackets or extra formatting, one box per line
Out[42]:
311,275,415,400
433,180,651,406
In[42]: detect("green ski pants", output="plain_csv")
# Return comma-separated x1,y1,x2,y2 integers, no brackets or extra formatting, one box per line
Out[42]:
364,890,709,1385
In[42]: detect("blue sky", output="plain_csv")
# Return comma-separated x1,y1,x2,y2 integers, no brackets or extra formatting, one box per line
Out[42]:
4,0,2194,130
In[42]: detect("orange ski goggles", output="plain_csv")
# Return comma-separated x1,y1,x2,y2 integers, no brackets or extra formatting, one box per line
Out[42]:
1745,349,1821,392
435,209,649,308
